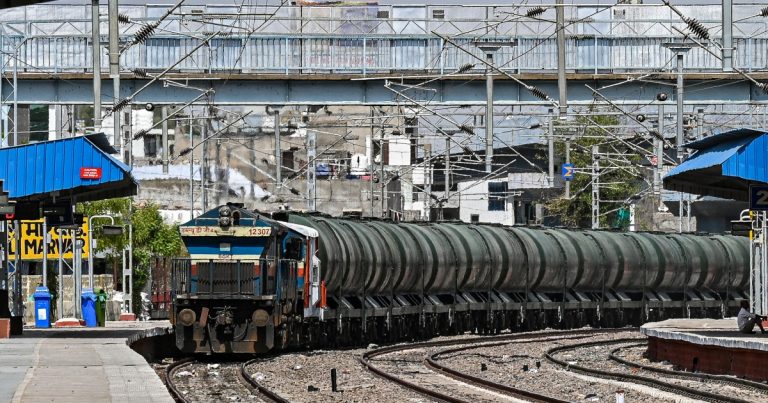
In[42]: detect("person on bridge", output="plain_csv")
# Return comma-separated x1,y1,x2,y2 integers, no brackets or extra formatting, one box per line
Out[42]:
738,300,767,334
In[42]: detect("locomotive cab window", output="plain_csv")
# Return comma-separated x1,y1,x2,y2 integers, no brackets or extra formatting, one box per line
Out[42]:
283,237,304,260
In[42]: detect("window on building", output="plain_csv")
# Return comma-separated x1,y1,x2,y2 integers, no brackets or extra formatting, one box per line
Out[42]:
470,214,479,224
488,182,507,211
144,135,158,157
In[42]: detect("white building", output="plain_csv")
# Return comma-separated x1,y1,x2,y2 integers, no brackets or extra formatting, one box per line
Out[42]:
457,172,554,226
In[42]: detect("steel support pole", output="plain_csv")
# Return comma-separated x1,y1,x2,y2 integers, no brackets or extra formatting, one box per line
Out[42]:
676,52,685,233
57,229,64,318
485,52,494,174
88,221,93,289
307,130,317,211
556,0,568,118
722,0,733,72
74,231,81,318
12,51,17,146
444,136,450,202
92,0,102,131
547,110,554,186
162,106,169,174
0,222,7,320
676,53,685,163
42,219,48,286
108,0,121,152
201,123,207,211
655,104,665,194
564,137,571,199
12,221,20,317
425,144,432,221
591,145,599,230
189,121,194,216
274,108,282,189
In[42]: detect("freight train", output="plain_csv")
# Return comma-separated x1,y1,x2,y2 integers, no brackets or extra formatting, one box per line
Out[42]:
171,204,749,354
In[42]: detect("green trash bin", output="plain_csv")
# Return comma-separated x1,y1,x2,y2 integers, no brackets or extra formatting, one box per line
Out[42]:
95,288,108,327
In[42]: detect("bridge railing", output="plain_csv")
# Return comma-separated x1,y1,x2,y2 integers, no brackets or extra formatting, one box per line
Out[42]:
2,3,768,75
3,34,768,75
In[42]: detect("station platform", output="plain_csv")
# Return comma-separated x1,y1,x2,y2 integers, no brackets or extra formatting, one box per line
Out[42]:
641,318,768,381
0,321,174,403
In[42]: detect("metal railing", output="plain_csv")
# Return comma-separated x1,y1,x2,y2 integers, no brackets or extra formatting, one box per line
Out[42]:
171,258,299,298
2,3,768,75
4,34,768,75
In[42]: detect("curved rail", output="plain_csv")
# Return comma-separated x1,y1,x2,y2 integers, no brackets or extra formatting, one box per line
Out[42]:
164,357,195,403
240,358,292,403
361,329,630,403
609,343,768,394
545,338,753,403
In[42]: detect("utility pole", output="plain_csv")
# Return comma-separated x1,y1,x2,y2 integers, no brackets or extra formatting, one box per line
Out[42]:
188,120,194,217
200,123,207,210
547,109,555,186
380,124,386,217
369,108,375,217
474,41,506,174
654,102,665,194
663,41,696,233
591,145,599,230
722,0,733,72
307,130,317,211
564,136,571,199
556,0,568,118
108,0,121,153
161,106,169,174
91,0,101,131
444,136,451,203
424,144,432,221
272,106,282,192
484,51,494,174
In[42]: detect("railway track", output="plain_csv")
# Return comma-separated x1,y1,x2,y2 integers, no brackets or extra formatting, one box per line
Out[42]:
609,342,768,394
546,338,768,403
360,329,624,403
163,357,290,403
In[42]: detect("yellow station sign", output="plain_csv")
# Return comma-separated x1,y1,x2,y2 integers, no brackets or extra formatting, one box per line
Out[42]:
7,219,90,260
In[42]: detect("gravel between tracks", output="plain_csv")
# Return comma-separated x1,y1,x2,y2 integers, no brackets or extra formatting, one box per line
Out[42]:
245,348,431,402
436,330,673,402
611,344,768,401
165,361,265,402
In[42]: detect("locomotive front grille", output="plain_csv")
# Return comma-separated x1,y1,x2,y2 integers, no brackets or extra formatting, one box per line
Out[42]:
172,259,262,298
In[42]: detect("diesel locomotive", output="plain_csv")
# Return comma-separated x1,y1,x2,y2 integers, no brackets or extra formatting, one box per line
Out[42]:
171,204,749,354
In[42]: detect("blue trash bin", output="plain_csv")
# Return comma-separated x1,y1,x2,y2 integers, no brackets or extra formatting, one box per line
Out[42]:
33,286,52,328
81,288,98,327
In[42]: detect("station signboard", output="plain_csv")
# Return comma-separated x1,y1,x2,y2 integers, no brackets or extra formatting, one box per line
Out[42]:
7,219,89,260
750,185,768,211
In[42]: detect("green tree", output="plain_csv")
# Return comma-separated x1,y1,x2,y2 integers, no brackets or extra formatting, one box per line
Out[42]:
546,110,644,228
77,198,186,314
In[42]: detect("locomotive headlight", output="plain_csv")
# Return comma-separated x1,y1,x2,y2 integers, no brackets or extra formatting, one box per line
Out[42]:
219,205,232,227
178,309,196,327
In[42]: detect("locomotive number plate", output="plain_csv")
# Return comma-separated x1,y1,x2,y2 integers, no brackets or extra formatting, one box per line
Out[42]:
180,226,273,237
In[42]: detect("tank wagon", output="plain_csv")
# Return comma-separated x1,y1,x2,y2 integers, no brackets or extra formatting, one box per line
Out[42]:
171,204,749,354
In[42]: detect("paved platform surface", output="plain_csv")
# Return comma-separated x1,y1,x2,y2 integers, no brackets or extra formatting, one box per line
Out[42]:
641,318,768,351
0,321,174,403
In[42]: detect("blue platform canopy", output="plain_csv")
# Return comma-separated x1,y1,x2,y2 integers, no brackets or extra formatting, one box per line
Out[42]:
0,133,136,203
664,128,768,201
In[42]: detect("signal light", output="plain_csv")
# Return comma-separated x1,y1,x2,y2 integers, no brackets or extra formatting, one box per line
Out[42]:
731,220,753,238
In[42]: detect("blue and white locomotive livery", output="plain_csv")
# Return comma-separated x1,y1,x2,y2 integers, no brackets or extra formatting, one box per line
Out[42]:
172,204,324,354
